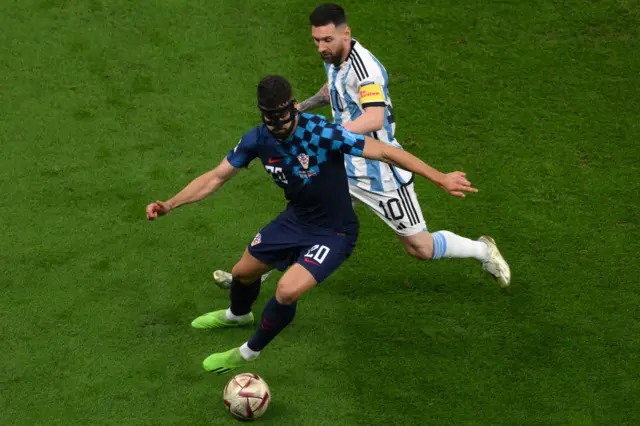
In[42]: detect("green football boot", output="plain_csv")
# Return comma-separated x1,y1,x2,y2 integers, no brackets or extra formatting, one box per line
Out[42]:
191,309,254,329
203,347,253,374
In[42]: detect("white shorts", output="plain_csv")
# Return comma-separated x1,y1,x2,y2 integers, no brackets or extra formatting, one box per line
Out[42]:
350,182,427,236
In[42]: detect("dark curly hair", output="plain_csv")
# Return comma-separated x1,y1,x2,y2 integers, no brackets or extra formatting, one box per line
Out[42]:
257,75,293,110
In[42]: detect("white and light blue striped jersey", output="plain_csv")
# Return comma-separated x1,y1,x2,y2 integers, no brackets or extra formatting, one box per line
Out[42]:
324,39,413,192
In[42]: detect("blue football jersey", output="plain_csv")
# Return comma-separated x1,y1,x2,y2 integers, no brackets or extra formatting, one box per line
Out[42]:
227,113,366,234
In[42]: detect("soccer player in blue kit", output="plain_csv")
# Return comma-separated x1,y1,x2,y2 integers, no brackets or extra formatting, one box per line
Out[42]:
146,75,477,374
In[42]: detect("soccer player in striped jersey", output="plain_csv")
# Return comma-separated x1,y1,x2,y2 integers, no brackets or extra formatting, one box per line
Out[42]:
297,3,510,286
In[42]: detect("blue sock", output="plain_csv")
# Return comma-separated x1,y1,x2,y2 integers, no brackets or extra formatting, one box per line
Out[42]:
247,296,297,352
230,278,261,316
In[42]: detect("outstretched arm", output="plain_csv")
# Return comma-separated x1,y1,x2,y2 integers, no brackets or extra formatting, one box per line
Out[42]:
297,83,330,112
146,158,240,220
361,136,477,198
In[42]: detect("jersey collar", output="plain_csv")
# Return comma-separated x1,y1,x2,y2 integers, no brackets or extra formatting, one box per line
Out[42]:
331,39,357,70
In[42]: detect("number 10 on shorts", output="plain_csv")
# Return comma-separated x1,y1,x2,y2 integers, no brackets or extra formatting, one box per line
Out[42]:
304,245,330,264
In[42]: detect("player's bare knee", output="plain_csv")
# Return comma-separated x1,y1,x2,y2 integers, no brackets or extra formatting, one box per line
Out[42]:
275,280,301,304
231,263,258,284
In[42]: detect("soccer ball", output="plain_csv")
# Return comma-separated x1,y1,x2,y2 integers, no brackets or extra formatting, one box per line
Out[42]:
223,373,271,420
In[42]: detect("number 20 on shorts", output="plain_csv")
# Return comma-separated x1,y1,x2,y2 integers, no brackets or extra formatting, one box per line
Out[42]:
304,245,330,264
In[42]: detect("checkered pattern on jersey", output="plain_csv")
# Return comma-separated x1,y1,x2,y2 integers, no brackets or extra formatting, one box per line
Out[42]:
284,114,365,182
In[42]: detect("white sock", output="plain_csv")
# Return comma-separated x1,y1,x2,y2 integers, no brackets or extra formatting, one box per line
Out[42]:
239,342,261,360
226,308,252,322
431,230,489,261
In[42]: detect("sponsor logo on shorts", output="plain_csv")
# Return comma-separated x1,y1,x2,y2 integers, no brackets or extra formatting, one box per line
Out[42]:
303,257,320,266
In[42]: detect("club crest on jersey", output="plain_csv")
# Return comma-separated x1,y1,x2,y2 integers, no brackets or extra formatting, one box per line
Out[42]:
297,153,310,170
251,233,262,246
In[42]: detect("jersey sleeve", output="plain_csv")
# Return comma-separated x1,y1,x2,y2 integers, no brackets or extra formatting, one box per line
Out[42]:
359,80,386,108
318,121,366,157
356,59,388,108
226,128,259,168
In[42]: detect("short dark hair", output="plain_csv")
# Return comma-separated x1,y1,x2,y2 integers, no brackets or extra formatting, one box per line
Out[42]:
257,75,292,109
309,3,347,27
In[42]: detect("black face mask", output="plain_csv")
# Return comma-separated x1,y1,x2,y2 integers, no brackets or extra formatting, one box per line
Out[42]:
259,99,298,131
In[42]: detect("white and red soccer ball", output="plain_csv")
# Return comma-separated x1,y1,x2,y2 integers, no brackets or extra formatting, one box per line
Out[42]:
223,373,270,420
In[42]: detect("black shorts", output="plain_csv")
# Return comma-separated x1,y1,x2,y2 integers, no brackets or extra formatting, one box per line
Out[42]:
247,215,358,284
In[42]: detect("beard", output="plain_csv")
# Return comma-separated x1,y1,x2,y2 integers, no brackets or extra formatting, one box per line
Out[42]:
269,122,296,140
272,129,290,139
320,47,345,66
